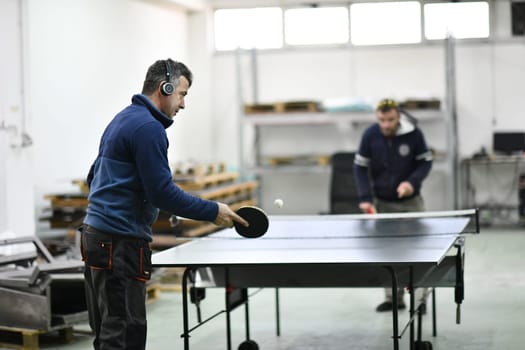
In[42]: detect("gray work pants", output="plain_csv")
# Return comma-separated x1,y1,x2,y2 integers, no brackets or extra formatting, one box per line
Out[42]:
81,225,152,350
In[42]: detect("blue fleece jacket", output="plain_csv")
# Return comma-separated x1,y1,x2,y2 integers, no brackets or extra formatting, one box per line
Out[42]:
83,94,218,241
353,117,433,202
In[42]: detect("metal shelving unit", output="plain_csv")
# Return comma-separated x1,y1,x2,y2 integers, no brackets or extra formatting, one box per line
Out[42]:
243,110,443,126
241,109,446,174
461,156,525,225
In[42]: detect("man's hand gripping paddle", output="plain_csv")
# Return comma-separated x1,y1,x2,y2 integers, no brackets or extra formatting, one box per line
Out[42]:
233,206,269,238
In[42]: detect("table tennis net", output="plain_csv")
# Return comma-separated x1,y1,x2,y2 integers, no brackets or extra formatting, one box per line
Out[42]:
343,209,479,234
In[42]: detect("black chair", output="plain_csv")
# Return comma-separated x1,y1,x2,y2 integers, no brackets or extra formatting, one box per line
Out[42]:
329,152,361,214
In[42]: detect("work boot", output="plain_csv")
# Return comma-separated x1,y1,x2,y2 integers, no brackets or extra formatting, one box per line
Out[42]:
376,301,406,312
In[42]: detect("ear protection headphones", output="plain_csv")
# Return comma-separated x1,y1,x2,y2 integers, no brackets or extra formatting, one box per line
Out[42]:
160,60,175,96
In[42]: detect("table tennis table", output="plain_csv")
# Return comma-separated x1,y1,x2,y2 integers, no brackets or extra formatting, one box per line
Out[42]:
152,209,479,350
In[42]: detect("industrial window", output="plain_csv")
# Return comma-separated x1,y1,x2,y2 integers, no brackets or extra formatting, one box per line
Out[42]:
350,1,421,46
213,1,492,51
214,8,283,51
424,1,490,40
284,7,349,45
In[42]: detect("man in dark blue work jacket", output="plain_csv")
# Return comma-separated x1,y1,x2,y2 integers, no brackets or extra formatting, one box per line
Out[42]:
353,98,433,312
80,59,248,350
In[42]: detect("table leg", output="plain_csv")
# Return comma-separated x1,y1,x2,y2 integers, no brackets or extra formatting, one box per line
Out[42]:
410,266,415,350
432,288,437,337
244,291,251,341
182,268,192,350
385,266,400,350
275,288,281,336
224,267,232,350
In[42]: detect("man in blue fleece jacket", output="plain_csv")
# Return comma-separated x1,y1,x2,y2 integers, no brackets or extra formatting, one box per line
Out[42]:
80,59,248,350
353,98,433,313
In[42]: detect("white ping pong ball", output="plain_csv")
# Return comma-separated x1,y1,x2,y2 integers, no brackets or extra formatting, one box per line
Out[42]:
274,198,284,208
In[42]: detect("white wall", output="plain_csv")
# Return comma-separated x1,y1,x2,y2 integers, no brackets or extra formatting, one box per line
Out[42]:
24,0,199,216
176,10,215,164
0,0,35,236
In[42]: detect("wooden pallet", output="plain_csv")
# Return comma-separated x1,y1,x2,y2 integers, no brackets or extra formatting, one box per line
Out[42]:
157,283,182,293
71,179,89,193
154,267,186,292
276,101,320,113
196,180,258,201
146,282,162,304
172,162,239,191
44,194,88,209
0,326,73,350
244,103,275,114
266,154,330,167
399,99,441,110
244,100,321,114
45,215,85,229
175,172,239,191
173,162,227,177
145,280,183,303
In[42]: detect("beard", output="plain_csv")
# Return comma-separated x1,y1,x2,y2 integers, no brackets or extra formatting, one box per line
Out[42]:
380,127,396,137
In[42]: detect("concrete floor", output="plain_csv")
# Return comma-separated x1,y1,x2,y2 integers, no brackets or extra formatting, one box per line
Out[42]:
38,227,525,350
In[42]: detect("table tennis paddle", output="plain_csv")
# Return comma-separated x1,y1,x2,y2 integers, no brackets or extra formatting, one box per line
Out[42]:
233,206,269,238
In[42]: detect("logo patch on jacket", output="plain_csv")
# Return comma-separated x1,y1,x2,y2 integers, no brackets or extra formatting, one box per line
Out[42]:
399,144,410,157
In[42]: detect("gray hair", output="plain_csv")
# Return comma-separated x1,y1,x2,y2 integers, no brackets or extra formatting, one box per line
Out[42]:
141,59,193,95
